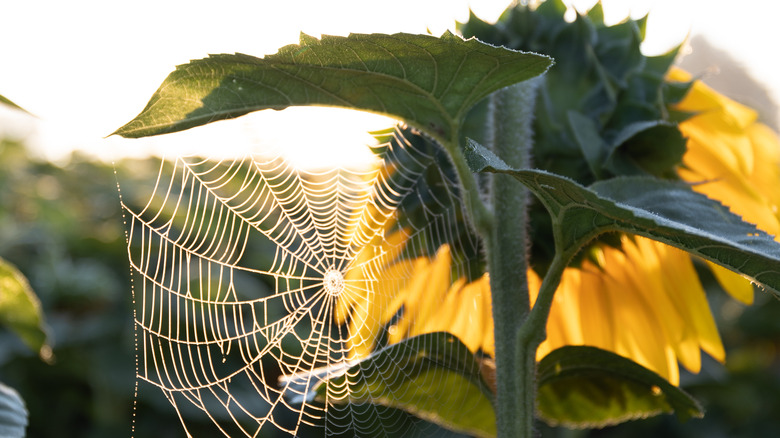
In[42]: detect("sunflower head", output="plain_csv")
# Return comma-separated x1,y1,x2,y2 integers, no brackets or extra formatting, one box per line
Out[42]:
460,0,699,270
454,0,779,385
342,0,780,393
460,0,692,182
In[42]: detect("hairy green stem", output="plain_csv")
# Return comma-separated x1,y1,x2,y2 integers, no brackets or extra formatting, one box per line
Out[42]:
517,248,571,355
512,248,570,438
486,80,539,438
444,80,542,437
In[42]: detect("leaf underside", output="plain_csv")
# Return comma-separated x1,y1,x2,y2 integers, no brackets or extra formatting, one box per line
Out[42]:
284,332,496,438
113,32,551,145
537,346,703,428
465,139,780,297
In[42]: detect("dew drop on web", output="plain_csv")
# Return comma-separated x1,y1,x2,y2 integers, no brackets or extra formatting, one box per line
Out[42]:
323,269,345,297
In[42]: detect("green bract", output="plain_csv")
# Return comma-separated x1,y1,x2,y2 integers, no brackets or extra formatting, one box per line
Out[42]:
0,98,49,359
460,0,689,183
459,0,694,268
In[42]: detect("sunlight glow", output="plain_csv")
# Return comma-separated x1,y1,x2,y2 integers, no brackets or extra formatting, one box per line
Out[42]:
104,107,393,170
1,0,777,167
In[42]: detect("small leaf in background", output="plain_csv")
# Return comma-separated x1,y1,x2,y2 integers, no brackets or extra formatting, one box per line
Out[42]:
0,94,33,116
0,382,27,438
283,332,496,438
604,120,687,178
113,32,551,145
537,346,703,428
0,257,50,360
0,95,24,111
465,139,780,296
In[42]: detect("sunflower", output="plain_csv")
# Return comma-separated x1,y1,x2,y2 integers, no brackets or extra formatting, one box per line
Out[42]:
528,73,780,383
360,70,780,387
358,6,780,390
673,67,780,306
332,2,780,389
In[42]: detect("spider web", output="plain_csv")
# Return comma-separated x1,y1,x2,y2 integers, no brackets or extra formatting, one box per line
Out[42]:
121,125,487,437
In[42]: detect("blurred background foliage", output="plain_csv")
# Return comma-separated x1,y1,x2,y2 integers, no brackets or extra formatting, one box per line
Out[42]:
0,135,466,438
0,137,159,437
0,40,779,438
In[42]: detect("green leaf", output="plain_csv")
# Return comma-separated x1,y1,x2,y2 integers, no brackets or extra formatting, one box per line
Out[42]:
0,95,32,115
113,32,551,145
465,139,780,296
592,17,645,86
537,346,703,428
586,2,605,24
604,120,687,178
567,111,607,179
0,382,27,438
284,332,496,437
0,257,49,358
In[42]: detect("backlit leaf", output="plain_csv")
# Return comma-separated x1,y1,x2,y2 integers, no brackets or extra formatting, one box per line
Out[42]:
284,332,496,437
537,346,703,428
114,32,551,145
0,257,49,358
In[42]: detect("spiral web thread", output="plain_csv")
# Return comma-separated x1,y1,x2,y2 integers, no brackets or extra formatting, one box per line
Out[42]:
122,126,487,437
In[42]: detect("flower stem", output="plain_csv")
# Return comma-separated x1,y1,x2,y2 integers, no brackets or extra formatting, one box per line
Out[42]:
486,80,539,437
443,80,542,437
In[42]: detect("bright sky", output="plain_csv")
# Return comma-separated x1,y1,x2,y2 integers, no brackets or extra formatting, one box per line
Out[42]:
0,0,778,168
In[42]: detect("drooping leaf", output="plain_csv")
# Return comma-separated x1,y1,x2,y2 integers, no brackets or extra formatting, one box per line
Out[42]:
0,257,49,357
0,382,27,438
537,346,703,428
114,32,551,145
284,332,496,438
465,139,780,296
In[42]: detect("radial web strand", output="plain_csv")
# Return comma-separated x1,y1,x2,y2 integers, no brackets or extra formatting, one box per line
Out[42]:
121,126,490,437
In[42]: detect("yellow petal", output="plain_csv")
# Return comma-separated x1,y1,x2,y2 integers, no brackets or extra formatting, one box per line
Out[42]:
445,279,483,352
671,68,758,130
479,276,495,356
600,246,674,382
655,244,725,364
626,237,695,372
386,258,433,343
708,262,754,305
575,267,616,354
411,245,453,332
